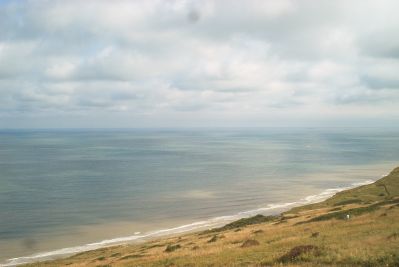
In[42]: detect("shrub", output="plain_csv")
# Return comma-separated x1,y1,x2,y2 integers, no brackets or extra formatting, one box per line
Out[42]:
278,245,320,262
240,239,260,248
164,244,181,253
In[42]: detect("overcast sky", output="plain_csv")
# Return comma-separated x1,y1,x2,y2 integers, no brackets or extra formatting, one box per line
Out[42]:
1,0,399,128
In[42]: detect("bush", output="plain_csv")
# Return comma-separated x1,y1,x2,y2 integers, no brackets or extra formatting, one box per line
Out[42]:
164,244,181,253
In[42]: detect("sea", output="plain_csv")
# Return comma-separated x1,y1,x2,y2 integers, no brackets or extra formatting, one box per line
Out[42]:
1,127,398,265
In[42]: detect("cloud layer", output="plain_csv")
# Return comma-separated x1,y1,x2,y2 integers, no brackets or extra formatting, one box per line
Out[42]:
1,0,399,128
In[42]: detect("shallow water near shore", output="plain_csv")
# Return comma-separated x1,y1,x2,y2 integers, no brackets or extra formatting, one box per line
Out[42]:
1,128,399,265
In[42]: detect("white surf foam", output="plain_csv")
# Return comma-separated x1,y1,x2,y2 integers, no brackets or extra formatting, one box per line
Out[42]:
1,179,375,267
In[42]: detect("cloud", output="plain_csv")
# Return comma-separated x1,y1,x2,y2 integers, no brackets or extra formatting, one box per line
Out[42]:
360,59,399,90
0,0,399,127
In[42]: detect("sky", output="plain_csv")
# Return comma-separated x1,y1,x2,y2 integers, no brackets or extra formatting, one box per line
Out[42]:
0,0,399,128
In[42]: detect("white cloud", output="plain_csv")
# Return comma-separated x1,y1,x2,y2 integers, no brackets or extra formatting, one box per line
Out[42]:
46,62,76,79
0,0,399,128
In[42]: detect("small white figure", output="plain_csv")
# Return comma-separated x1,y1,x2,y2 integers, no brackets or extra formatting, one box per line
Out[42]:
346,214,350,220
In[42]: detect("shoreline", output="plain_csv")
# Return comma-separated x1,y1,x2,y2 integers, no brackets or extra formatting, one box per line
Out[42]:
1,178,378,267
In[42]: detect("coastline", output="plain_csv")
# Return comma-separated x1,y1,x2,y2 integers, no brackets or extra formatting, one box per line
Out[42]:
1,177,378,267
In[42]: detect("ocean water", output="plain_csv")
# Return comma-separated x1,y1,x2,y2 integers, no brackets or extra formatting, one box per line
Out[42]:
0,128,398,265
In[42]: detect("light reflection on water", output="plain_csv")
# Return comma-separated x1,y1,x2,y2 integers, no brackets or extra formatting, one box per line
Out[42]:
0,128,398,262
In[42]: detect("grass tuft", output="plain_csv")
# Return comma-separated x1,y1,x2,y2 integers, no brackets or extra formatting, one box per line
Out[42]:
310,232,319,238
164,244,181,253
207,235,218,243
278,245,320,263
240,239,260,248
202,214,278,233
119,254,144,260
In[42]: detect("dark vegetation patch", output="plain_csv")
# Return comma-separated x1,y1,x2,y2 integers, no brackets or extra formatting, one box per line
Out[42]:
387,232,399,240
72,251,93,258
192,245,200,250
278,245,320,263
274,219,287,225
240,239,260,248
310,232,319,238
164,244,181,253
297,198,399,225
265,238,279,244
119,254,145,260
207,235,218,243
329,207,342,212
96,256,105,261
145,243,166,249
283,214,299,219
197,234,212,239
253,229,264,234
378,198,399,206
299,206,378,224
202,215,278,234
377,183,391,197
333,198,363,206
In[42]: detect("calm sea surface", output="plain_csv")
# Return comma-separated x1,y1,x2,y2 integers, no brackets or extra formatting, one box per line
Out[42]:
1,128,398,264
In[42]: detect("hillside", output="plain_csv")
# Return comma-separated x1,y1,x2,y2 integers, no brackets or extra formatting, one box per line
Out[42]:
24,167,399,267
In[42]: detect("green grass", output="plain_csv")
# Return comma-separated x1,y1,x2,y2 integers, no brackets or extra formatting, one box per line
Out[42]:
201,214,279,234
333,198,363,206
287,166,399,214
300,197,399,224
